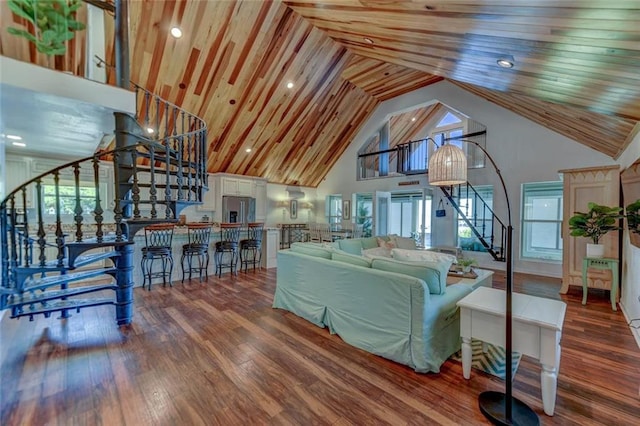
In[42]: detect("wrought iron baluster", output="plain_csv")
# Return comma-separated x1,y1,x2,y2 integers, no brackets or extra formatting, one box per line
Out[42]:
73,164,83,242
93,158,104,242
187,117,193,201
35,180,46,267
21,187,30,266
8,196,18,276
155,95,161,138
149,145,157,218
165,136,172,219
132,149,141,219
53,171,64,267
112,152,124,242
177,135,184,201
1,202,9,287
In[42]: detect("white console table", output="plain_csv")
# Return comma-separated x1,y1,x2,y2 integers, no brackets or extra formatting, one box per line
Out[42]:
456,287,567,416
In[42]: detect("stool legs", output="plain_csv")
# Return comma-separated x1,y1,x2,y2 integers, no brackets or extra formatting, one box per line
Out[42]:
181,249,210,282
142,253,173,290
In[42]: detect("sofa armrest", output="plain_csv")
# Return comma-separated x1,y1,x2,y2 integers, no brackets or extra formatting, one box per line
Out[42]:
423,284,474,331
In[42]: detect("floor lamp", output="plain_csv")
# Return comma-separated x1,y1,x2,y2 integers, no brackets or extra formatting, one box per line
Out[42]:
427,138,539,426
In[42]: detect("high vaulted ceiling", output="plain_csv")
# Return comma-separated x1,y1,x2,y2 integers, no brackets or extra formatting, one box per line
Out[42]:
1,0,639,187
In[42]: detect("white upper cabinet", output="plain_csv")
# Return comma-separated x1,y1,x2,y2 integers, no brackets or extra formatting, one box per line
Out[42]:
221,176,254,196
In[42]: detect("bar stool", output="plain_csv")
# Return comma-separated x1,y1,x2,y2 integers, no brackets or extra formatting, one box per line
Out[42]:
239,223,264,272
214,223,242,277
181,223,212,283
141,223,175,290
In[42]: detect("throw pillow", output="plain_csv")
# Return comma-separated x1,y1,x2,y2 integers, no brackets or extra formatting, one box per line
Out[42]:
377,237,396,250
362,247,392,259
391,248,456,264
391,235,417,250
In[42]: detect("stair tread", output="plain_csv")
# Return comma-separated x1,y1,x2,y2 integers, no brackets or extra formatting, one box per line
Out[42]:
23,268,117,292
10,298,115,318
38,251,121,269
6,283,117,307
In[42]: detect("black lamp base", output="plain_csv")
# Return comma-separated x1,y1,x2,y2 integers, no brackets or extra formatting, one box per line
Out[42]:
479,391,539,426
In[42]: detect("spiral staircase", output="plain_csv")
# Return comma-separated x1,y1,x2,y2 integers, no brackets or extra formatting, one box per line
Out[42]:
0,84,208,325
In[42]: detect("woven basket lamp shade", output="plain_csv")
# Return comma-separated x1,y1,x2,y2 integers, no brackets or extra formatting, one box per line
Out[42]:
428,143,468,186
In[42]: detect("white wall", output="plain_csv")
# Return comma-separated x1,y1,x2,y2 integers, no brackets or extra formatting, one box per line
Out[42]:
265,183,317,227
318,80,618,278
617,130,640,346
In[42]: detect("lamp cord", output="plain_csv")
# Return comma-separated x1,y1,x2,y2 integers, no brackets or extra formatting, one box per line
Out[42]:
629,318,640,329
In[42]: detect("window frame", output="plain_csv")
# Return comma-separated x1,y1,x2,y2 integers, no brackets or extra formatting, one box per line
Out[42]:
520,181,563,262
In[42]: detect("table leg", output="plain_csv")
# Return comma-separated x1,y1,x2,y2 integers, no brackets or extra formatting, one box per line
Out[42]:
462,337,472,379
582,259,588,305
611,266,618,311
540,345,561,416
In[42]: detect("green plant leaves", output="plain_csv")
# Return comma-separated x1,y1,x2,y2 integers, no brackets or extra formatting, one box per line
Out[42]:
568,202,623,244
6,0,86,56
626,199,640,235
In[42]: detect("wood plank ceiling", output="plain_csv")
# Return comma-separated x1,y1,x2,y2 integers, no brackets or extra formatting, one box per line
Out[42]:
1,1,639,186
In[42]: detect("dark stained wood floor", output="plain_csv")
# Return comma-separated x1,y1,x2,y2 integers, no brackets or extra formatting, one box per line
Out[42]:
1,269,639,425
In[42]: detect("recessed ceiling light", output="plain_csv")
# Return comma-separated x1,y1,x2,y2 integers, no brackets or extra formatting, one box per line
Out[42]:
411,117,416,122
363,37,374,44
245,148,252,153
497,58,514,69
6,134,22,140
286,82,294,89
170,27,183,38
146,127,155,134
12,141,26,147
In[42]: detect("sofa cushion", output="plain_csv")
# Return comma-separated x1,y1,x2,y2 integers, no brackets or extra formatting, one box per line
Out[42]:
290,242,334,259
391,248,456,264
371,258,448,295
360,237,380,250
362,246,392,259
339,238,365,255
390,235,417,250
331,250,372,268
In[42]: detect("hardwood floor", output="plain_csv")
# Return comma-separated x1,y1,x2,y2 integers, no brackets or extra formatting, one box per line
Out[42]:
1,269,639,425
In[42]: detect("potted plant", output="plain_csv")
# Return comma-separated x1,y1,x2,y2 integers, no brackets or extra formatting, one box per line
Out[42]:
7,0,85,56
568,202,622,258
457,257,477,273
626,199,640,235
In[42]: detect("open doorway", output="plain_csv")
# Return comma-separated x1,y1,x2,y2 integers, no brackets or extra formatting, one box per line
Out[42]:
389,190,432,247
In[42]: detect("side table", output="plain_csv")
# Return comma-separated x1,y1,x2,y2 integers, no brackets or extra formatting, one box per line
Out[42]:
582,257,618,311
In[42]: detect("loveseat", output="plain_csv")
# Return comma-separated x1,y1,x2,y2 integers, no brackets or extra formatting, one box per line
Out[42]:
273,237,475,373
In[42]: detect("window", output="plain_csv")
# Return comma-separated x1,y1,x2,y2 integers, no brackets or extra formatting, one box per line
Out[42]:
457,185,494,252
389,191,431,246
326,195,342,227
355,193,373,237
521,182,563,261
43,184,97,216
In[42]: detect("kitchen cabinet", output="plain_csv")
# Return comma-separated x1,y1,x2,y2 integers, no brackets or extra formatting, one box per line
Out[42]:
255,180,267,221
262,228,279,269
210,174,268,223
221,177,254,196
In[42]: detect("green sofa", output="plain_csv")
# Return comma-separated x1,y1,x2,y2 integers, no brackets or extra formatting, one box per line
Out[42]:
273,239,474,373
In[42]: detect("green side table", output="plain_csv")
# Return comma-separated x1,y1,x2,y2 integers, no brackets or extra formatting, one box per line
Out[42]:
582,257,619,311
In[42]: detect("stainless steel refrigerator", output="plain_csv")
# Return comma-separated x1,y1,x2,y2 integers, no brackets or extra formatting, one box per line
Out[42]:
222,196,256,224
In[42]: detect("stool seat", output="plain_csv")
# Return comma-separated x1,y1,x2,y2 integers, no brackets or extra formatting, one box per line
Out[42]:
141,223,175,290
181,223,212,283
